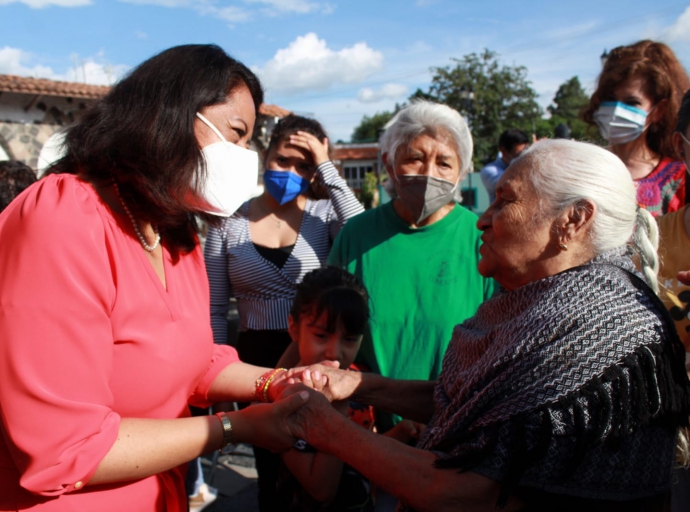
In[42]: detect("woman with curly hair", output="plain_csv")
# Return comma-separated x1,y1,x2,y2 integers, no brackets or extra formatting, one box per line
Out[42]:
583,39,690,216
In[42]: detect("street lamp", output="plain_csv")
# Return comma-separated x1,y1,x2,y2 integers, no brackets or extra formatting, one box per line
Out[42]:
600,49,609,67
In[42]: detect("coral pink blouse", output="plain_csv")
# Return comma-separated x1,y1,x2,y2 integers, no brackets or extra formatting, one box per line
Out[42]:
0,174,239,511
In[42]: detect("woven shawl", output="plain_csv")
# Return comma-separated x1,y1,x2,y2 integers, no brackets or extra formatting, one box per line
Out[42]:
416,248,690,505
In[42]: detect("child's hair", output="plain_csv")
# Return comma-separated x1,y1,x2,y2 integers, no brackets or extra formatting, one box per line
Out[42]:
290,266,369,335
266,114,330,158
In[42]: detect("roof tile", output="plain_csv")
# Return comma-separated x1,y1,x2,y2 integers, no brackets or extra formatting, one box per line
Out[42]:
0,74,289,116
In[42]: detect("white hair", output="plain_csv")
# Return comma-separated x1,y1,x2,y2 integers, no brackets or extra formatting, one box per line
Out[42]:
516,139,659,292
379,100,474,179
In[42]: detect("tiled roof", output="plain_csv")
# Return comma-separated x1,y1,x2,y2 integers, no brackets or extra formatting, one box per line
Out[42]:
333,143,379,161
260,103,291,118
0,74,109,99
0,74,289,116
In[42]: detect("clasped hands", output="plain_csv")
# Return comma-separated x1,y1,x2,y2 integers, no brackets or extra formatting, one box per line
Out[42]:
259,361,358,451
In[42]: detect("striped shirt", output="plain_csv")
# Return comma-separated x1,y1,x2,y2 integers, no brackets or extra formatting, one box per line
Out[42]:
204,161,364,342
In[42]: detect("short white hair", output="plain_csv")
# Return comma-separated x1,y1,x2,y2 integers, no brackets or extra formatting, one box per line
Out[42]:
379,100,473,179
516,139,659,291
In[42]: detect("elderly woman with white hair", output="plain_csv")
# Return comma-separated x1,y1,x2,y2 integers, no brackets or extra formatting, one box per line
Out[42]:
326,101,495,435
287,138,690,511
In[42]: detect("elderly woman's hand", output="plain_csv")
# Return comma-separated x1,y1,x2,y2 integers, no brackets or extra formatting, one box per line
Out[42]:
280,385,338,446
238,390,310,453
286,363,362,402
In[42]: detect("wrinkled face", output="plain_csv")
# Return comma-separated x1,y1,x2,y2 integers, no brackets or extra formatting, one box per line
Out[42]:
194,83,256,149
390,133,461,182
264,138,316,181
476,161,556,290
290,311,363,369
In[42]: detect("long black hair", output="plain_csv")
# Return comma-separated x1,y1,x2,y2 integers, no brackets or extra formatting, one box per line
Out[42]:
290,266,369,335
49,44,263,254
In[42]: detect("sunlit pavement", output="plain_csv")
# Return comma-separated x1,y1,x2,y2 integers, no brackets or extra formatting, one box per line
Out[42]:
201,443,259,512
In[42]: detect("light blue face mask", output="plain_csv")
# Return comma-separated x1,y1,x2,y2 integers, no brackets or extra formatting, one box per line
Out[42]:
263,169,310,205
593,101,650,145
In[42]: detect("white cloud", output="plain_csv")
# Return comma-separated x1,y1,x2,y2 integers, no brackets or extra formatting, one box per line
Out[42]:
0,0,89,7
0,47,54,77
205,5,251,24
256,33,384,95
118,0,195,6
118,0,332,22
357,83,408,103
663,6,690,42
119,0,251,23
244,0,326,14
64,59,129,85
0,46,128,85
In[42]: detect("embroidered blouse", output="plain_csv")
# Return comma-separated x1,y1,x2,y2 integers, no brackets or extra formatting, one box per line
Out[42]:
635,157,686,216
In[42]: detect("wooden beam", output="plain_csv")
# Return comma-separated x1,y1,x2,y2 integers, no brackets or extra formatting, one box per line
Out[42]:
24,94,42,112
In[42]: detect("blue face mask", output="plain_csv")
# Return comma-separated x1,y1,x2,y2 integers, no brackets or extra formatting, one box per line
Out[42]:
263,169,310,205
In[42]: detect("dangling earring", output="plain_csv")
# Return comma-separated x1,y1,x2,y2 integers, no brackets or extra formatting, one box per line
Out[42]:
558,242,568,251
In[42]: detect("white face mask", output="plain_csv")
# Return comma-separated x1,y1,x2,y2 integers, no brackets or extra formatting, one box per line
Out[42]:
593,101,650,145
194,112,258,217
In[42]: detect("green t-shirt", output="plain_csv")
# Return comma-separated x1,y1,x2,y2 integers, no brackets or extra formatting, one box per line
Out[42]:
328,202,495,384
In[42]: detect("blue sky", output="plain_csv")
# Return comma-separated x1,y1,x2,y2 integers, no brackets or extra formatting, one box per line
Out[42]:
2,0,690,141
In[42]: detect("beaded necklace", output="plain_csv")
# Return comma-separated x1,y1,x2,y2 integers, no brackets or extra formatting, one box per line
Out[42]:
112,181,161,252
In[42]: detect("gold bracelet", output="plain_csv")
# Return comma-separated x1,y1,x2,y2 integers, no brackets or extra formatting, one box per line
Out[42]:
215,411,233,451
262,368,286,403
254,369,275,402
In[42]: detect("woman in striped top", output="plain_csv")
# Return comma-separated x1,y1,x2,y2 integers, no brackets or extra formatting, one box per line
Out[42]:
204,115,364,510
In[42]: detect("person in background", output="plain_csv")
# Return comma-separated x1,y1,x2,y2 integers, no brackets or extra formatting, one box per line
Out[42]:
327,101,495,436
204,114,363,511
278,266,375,512
287,139,690,512
480,128,530,204
0,160,36,213
553,123,571,140
657,88,690,357
279,266,423,512
0,44,308,512
655,86,690,512
583,40,690,216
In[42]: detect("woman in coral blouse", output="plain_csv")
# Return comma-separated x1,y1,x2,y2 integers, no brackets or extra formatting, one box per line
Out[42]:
0,45,307,512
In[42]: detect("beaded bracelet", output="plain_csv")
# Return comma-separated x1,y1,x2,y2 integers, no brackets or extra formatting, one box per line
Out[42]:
254,368,286,402
262,368,286,403
254,370,274,401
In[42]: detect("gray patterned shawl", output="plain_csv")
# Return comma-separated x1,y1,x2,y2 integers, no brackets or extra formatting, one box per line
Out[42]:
416,248,690,505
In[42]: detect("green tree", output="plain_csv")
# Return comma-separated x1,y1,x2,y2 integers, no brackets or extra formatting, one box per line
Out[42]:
351,110,395,143
543,76,591,140
421,49,542,168
359,171,379,209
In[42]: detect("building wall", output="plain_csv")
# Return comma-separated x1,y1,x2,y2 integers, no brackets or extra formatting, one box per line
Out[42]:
0,121,61,169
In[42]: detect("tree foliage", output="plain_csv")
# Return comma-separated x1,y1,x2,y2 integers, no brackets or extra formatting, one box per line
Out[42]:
349,56,598,166
540,76,592,141
351,110,395,143
423,49,542,169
